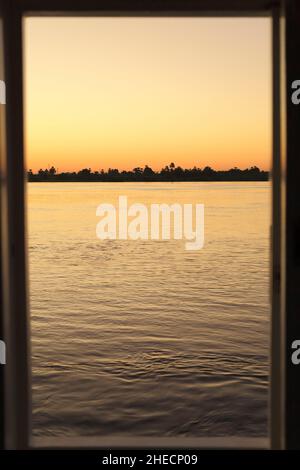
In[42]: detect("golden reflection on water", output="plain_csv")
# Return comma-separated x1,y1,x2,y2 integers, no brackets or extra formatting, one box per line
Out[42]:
28,182,270,438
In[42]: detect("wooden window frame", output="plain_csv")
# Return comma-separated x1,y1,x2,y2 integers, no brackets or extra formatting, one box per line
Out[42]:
0,0,289,450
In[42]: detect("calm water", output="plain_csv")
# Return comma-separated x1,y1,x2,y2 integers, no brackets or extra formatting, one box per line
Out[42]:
28,182,270,437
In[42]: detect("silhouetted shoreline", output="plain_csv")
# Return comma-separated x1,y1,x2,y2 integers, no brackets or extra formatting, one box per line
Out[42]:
28,164,269,182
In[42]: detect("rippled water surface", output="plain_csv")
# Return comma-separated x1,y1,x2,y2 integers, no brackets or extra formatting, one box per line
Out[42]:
28,182,270,437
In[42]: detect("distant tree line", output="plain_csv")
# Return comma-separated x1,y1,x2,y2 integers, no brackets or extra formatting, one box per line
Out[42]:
27,163,269,182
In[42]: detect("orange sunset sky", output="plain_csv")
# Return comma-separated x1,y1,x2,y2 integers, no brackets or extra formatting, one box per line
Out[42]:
24,17,271,173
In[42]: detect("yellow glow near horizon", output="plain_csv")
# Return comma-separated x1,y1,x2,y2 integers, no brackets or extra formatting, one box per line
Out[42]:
24,17,271,172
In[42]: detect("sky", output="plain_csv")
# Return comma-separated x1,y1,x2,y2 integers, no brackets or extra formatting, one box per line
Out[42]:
24,17,271,172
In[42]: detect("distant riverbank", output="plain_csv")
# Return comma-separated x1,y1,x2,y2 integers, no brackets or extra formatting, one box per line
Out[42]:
28,164,269,182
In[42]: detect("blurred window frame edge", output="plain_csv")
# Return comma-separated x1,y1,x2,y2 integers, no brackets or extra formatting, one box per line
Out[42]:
0,0,291,450
0,7,5,452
